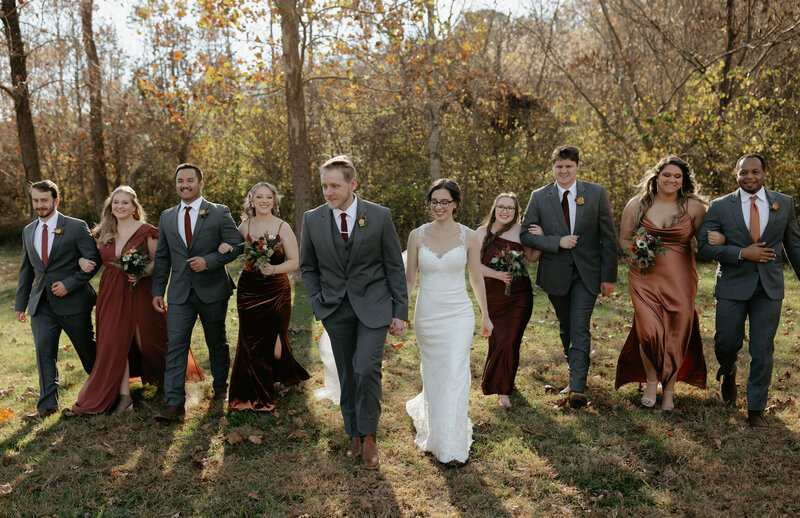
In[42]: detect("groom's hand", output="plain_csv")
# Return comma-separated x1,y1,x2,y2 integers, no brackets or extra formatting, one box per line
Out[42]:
740,243,775,263
600,282,614,297
559,235,579,249
152,296,167,314
389,318,406,336
187,256,208,272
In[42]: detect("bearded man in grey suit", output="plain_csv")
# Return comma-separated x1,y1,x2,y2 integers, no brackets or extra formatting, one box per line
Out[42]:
698,153,800,428
300,155,408,469
151,163,243,421
520,145,618,408
15,180,101,420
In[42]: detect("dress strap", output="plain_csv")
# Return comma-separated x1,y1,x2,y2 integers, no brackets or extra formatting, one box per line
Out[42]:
276,220,284,236
458,224,467,246
246,219,251,240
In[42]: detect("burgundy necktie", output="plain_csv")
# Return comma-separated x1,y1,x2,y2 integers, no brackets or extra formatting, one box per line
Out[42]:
561,191,571,232
184,206,193,248
41,223,48,266
340,213,349,242
749,196,760,242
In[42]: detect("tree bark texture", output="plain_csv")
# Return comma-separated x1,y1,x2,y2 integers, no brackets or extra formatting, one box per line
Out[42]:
80,0,108,210
425,2,441,181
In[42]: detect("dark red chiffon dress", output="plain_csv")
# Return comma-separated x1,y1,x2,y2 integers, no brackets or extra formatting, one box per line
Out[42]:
72,224,203,415
480,237,534,395
228,224,310,411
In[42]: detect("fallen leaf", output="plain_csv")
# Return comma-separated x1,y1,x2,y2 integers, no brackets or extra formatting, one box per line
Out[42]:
225,431,244,444
62,343,72,351
360,498,372,510
287,410,300,416
714,438,722,450
292,417,304,428
0,388,15,398
200,423,214,432
728,416,738,425
543,385,558,394
0,483,11,496
65,363,75,371
248,491,259,501
248,435,262,444
392,342,404,350
0,408,14,423
218,417,229,426
287,429,307,439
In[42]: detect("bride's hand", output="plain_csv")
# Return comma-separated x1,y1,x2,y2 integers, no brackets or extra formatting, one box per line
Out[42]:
480,315,493,337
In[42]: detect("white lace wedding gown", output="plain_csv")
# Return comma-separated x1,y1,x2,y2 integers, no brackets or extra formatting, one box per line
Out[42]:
406,223,474,463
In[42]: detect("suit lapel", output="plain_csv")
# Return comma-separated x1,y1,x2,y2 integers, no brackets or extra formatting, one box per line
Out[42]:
346,199,366,271
46,214,66,266
165,205,183,246
729,191,751,240
25,222,45,269
190,200,210,252
320,207,345,271
546,184,570,235
572,181,586,233
761,189,780,239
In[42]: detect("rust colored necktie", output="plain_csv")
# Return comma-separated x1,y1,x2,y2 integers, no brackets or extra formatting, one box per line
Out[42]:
340,213,349,242
184,206,193,248
561,191,571,232
749,195,760,242
41,223,48,266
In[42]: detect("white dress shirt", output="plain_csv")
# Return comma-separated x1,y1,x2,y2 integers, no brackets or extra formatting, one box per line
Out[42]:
556,182,577,234
34,211,58,261
178,197,204,247
332,194,359,240
739,187,768,238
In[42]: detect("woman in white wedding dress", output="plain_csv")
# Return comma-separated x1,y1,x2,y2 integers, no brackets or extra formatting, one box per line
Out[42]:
404,178,493,465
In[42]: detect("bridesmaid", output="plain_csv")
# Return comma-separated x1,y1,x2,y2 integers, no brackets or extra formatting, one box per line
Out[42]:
68,186,203,416
220,182,309,412
476,193,541,408
615,156,710,410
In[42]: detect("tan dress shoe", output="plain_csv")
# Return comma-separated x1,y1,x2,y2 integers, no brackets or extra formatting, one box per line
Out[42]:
345,436,362,458
361,434,379,469
154,405,185,422
569,391,587,409
23,408,57,421
747,410,768,428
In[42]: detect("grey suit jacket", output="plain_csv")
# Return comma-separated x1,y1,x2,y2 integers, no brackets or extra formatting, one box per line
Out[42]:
698,189,800,301
299,197,408,328
520,180,618,296
151,199,243,304
15,213,101,316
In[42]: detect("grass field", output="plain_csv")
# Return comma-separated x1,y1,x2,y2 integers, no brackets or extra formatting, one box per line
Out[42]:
1,245,799,517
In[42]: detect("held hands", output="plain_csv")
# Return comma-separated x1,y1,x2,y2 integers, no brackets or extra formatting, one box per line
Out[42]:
218,242,234,254
152,296,166,314
51,281,68,297
480,315,493,338
706,230,726,245
388,318,407,336
559,235,579,249
741,243,776,263
187,256,208,272
78,257,96,273
528,224,544,236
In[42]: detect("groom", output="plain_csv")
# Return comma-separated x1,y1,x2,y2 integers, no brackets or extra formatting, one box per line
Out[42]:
520,145,618,408
151,163,243,421
698,153,800,428
300,155,407,468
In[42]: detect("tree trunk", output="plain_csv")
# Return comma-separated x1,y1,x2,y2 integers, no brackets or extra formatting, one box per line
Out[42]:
276,0,312,235
425,2,441,181
1,0,42,200
80,0,108,210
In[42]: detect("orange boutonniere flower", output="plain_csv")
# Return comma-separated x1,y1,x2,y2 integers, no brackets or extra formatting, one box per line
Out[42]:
357,213,367,227
198,209,209,218
770,202,779,212
575,197,585,206
53,228,63,236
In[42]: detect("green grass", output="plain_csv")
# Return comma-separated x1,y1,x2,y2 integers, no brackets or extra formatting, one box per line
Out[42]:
1,247,800,516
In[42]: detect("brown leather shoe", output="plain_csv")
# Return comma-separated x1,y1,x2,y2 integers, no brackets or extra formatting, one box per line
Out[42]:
154,405,185,422
568,391,587,409
345,436,362,458
721,366,738,405
22,408,57,421
361,434,379,469
211,391,228,402
748,410,768,428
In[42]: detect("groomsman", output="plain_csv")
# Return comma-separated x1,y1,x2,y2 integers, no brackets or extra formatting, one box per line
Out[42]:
520,145,618,408
698,153,800,428
151,164,243,421
14,180,100,420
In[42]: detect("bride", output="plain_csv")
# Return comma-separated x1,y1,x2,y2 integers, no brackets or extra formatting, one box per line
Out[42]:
404,178,493,465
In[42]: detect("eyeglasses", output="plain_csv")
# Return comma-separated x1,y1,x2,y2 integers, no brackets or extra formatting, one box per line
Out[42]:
495,205,515,213
430,199,454,208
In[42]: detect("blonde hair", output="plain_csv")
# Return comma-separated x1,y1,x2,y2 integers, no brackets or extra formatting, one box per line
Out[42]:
94,186,147,245
242,181,282,219
319,155,357,181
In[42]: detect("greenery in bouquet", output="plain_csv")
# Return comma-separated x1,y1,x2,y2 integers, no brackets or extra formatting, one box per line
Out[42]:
488,246,529,295
629,227,667,274
245,233,283,273
107,247,150,290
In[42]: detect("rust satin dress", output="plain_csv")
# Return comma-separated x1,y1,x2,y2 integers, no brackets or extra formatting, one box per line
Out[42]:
615,213,707,390
480,237,534,395
228,227,310,412
72,224,204,415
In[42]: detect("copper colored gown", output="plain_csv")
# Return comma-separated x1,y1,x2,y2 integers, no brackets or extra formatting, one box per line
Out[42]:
615,213,707,390
72,224,204,415
480,237,534,395
228,226,310,411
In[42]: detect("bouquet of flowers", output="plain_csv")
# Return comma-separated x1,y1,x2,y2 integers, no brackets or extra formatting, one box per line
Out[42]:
108,247,150,290
629,227,666,274
245,233,283,274
488,246,529,295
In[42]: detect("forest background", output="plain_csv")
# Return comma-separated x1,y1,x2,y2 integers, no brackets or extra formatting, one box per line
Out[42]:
2,0,800,242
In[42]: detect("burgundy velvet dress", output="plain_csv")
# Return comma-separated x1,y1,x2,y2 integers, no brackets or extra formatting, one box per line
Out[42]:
72,224,204,415
480,237,534,395
615,213,707,390
228,225,310,412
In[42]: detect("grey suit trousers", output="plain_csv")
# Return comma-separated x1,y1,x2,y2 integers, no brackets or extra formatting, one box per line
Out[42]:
322,296,388,437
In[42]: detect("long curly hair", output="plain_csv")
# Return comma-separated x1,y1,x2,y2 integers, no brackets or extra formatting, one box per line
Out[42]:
94,186,147,245
480,192,521,258
632,156,707,228
242,181,282,220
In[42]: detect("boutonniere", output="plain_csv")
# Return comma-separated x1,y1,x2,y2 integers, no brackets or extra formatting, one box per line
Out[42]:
357,213,367,227
54,228,63,236
198,209,209,218
575,197,585,206
770,202,779,212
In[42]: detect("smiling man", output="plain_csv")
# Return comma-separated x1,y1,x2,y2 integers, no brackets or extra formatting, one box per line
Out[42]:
520,145,618,409
698,153,800,428
299,155,407,469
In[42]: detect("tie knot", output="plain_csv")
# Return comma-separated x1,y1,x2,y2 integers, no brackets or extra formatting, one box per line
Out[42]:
43,223,47,230
750,195,758,203
562,191,570,201
185,206,192,212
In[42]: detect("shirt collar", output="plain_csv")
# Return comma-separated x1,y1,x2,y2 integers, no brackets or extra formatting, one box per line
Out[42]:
182,197,204,212
556,181,577,198
39,211,59,227
739,187,766,203
333,194,359,219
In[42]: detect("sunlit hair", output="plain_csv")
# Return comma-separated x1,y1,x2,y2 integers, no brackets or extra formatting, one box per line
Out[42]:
94,186,147,245
480,192,520,258
30,180,60,200
319,155,357,182
551,145,580,165
242,181,282,219
632,155,707,228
